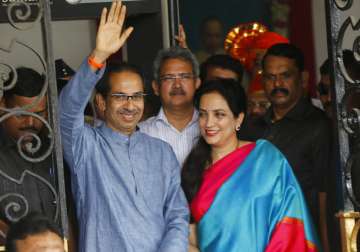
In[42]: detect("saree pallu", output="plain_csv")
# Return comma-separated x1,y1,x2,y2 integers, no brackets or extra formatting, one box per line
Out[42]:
191,140,321,252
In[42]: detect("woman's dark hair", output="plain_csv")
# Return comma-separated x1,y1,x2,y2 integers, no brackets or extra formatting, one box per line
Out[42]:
200,54,244,82
181,79,246,203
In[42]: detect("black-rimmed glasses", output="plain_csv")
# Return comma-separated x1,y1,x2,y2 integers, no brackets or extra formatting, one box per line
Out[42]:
110,92,147,102
247,101,271,110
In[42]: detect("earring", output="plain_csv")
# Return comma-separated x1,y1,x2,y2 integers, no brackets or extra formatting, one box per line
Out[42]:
235,125,241,131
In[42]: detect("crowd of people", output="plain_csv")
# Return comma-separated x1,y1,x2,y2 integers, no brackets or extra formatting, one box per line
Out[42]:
1,0,360,251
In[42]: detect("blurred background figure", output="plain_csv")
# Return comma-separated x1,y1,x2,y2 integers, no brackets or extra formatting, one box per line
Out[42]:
0,68,56,231
315,50,360,119
314,58,331,116
200,54,244,84
246,74,270,119
238,73,270,142
5,212,64,252
195,16,225,64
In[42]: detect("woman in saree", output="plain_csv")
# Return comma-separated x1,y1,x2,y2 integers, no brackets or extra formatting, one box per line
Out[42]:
182,79,321,252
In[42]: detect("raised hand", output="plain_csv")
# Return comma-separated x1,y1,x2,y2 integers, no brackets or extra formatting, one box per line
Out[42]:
175,24,188,49
92,0,133,64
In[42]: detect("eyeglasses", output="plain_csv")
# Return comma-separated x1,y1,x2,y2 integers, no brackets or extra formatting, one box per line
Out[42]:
317,82,330,96
110,92,147,102
159,73,195,84
247,101,271,110
262,71,295,83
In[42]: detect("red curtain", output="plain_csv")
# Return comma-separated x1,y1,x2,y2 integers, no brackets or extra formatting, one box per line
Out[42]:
289,0,317,97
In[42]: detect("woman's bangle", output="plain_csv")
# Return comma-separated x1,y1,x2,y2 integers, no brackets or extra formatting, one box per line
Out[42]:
88,56,104,69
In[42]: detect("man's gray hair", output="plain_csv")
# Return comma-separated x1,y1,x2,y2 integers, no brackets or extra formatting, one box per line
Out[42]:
153,46,199,82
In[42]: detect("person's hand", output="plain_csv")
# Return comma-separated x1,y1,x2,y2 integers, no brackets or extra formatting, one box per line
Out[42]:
188,245,200,252
91,0,133,64
175,24,188,49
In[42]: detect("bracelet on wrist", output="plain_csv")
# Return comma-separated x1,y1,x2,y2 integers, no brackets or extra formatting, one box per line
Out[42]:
88,56,105,69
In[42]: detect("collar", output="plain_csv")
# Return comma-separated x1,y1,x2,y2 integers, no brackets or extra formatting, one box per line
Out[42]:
264,98,312,124
99,123,142,145
155,107,199,127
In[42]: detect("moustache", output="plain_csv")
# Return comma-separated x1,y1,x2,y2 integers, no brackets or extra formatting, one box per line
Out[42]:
270,87,289,97
117,108,139,116
19,127,40,134
169,88,186,96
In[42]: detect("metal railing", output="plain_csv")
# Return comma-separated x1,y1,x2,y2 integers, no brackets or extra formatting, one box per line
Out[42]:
0,0,68,250
325,0,360,251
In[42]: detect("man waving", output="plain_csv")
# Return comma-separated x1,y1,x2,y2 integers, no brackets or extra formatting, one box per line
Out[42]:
59,1,189,251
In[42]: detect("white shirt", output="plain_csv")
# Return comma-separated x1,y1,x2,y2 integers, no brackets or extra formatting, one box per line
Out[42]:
139,108,200,166
311,98,324,110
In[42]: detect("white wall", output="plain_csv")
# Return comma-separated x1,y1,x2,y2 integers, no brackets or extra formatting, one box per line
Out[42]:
312,0,360,82
52,20,97,69
0,19,96,74
312,0,327,82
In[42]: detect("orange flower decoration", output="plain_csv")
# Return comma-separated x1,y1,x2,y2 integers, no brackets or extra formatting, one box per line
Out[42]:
225,22,289,72
225,22,268,72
